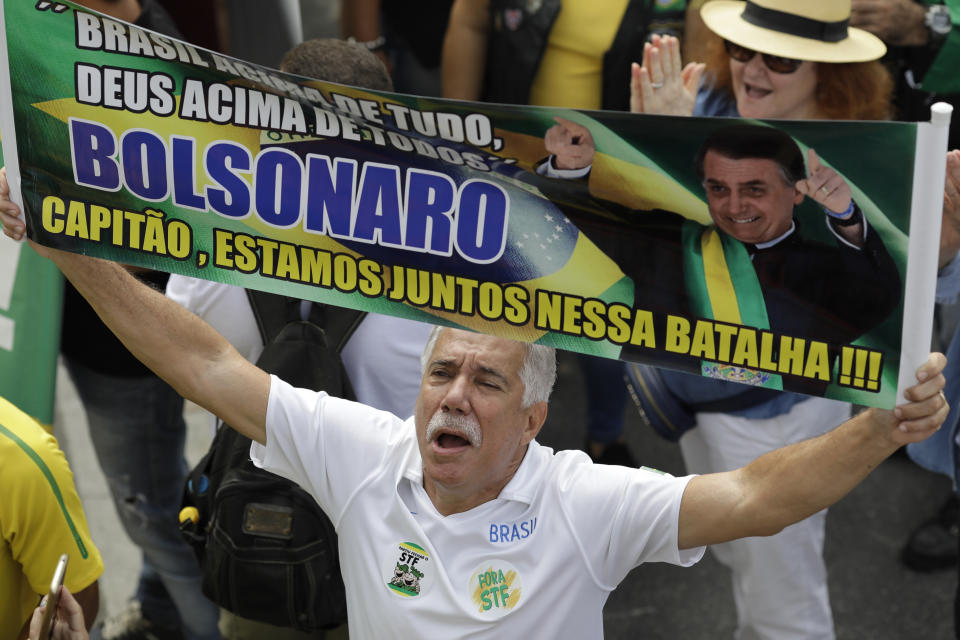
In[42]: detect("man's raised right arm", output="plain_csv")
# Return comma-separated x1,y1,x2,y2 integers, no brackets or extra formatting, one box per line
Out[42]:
0,170,269,444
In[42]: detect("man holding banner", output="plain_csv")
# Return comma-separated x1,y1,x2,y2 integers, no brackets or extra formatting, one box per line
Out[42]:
0,173,950,636
0,0,954,635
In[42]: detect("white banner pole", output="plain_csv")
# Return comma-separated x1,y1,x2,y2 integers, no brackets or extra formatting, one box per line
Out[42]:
898,102,954,403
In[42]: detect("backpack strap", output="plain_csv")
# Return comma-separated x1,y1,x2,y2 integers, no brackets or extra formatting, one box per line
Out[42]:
245,289,366,354
307,303,366,354
245,289,301,345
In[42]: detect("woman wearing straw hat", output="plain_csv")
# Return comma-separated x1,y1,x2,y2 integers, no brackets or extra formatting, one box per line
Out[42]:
631,1,895,121
627,3,910,640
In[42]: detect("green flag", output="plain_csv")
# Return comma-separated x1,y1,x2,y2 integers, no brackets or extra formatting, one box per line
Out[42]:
0,134,64,425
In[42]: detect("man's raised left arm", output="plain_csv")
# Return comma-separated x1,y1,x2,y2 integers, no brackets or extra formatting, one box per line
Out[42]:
677,353,948,550
0,170,271,446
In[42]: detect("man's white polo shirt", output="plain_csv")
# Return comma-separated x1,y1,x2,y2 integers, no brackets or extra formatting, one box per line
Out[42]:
252,376,703,638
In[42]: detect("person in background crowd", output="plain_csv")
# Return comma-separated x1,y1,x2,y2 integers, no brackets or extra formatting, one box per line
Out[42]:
442,0,690,110
850,0,960,148
28,587,89,640
1,395,102,640
340,0,452,96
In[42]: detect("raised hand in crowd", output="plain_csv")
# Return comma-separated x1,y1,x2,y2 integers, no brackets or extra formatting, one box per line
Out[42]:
796,148,868,247
850,0,932,47
0,168,52,260
629,34,704,117
0,168,27,242
28,586,89,640
543,117,595,170
795,148,855,214
940,149,960,267
876,353,949,446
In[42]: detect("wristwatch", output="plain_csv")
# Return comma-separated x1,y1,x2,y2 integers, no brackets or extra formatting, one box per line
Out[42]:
925,4,953,43
826,205,863,227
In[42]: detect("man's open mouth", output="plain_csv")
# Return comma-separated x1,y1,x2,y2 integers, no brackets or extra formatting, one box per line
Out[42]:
426,412,482,450
436,432,471,449
729,215,761,224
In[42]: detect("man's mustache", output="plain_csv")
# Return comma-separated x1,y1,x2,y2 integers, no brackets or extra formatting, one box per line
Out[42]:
426,412,483,447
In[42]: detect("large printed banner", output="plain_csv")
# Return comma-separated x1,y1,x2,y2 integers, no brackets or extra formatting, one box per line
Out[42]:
0,1,944,409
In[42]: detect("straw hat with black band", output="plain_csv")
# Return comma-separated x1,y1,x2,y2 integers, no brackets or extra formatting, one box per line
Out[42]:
700,0,887,64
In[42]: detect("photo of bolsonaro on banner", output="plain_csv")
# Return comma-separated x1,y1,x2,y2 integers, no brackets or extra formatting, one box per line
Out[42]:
0,0,952,409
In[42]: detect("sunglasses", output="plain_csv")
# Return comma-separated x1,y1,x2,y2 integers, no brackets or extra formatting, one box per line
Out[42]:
723,40,804,74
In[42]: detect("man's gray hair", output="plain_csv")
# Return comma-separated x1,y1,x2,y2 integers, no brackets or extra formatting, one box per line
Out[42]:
420,326,557,407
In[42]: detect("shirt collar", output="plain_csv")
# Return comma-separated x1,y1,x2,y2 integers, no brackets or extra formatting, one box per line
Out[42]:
753,219,796,250
495,440,548,505
402,434,548,508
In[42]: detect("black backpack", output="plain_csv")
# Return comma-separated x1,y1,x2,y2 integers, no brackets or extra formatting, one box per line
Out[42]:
180,290,365,631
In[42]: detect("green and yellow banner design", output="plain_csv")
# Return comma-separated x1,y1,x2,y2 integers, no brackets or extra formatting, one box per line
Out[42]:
0,0,935,408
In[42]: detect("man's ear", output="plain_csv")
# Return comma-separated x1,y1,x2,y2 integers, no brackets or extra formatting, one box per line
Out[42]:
521,401,549,445
793,187,805,206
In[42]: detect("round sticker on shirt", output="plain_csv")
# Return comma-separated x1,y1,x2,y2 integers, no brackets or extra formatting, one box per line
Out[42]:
384,542,432,598
468,560,523,618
